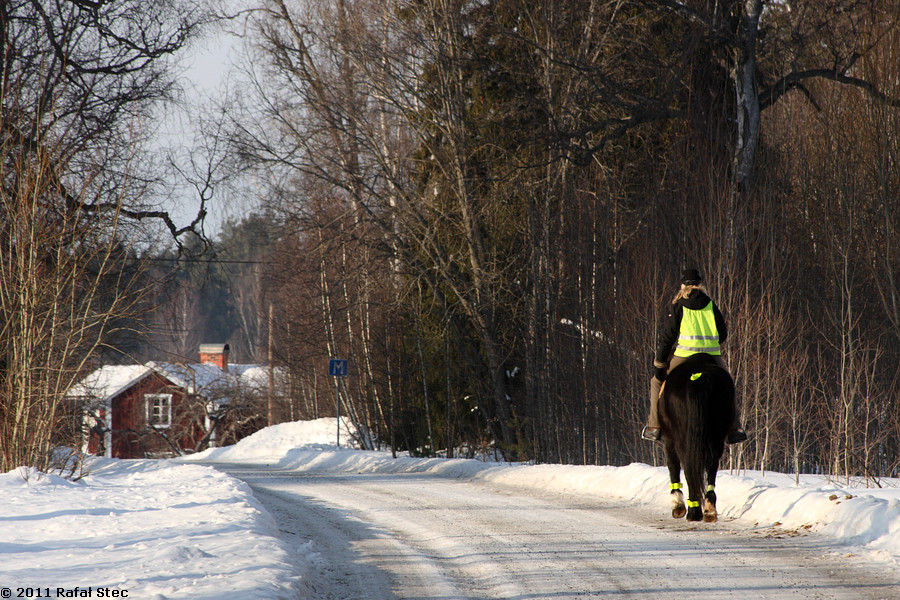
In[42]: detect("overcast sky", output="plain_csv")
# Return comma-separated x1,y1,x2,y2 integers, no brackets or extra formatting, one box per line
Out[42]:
159,19,244,240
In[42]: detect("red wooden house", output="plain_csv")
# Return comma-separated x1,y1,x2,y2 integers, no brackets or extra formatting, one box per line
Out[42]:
69,344,262,459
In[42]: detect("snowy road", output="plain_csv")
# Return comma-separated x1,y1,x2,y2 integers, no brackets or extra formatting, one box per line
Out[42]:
219,465,899,600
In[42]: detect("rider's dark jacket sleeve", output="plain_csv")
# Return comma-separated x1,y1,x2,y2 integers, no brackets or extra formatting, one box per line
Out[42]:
655,290,727,365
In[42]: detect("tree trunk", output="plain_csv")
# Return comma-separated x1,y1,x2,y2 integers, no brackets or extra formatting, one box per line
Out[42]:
730,0,763,266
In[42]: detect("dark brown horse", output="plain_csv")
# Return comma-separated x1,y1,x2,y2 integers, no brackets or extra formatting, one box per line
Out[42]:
658,353,734,522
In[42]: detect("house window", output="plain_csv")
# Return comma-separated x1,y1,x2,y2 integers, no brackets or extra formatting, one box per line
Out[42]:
145,394,172,428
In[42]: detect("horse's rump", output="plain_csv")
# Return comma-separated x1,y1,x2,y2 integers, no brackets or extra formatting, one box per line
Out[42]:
659,353,734,447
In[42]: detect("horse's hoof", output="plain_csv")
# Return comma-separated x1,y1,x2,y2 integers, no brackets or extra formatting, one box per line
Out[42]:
686,508,703,521
671,489,686,519
703,499,717,522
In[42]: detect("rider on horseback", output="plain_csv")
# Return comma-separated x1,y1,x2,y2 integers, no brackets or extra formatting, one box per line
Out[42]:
642,268,748,444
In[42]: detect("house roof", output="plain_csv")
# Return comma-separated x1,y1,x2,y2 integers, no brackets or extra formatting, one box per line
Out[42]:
68,361,271,406
231,364,276,388
199,343,229,354
67,365,153,404
149,361,238,395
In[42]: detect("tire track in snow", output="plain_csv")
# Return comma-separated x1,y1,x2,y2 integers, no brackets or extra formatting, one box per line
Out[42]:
250,483,463,600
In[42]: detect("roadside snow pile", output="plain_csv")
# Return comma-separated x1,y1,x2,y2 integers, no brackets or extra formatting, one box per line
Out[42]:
190,417,359,462
0,460,308,600
2,417,899,600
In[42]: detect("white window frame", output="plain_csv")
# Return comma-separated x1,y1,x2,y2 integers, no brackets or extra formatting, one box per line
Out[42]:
145,393,173,428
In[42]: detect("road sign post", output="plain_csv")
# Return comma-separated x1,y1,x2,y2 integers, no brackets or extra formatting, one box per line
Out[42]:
329,359,348,446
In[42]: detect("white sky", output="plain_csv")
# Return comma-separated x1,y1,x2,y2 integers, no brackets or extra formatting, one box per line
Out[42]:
159,19,246,240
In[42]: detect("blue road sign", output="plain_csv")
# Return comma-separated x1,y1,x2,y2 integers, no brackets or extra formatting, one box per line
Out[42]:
329,359,348,377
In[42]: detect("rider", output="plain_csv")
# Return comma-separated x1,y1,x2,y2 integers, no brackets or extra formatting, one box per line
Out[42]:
642,268,748,444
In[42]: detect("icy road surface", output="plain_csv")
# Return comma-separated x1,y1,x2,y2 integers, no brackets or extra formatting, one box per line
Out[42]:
219,466,899,599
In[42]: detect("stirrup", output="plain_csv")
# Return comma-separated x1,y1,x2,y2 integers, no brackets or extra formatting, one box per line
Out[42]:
641,426,661,442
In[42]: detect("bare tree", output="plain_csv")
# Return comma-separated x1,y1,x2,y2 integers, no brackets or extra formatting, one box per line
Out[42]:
0,0,211,471
0,134,160,471
221,0,900,471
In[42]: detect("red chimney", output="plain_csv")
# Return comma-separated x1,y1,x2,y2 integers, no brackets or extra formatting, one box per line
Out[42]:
199,343,230,371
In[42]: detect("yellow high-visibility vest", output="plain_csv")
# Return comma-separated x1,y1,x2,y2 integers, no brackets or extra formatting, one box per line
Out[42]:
674,301,721,357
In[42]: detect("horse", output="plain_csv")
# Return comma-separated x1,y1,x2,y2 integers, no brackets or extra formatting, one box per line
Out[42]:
658,352,735,522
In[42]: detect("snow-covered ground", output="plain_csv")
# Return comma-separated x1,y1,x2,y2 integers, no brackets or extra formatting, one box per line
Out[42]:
1,418,898,599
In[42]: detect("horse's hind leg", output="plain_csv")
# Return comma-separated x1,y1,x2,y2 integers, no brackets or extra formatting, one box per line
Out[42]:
670,483,686,519
684,487,703,521
703,485,717,522
665,444,686,519
682,454,705,522
703,461,719,523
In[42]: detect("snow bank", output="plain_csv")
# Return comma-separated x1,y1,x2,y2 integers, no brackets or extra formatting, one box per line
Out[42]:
0,460,307,599
192,417,359,462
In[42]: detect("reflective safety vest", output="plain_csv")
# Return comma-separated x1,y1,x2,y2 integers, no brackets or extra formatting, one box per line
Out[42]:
674,301,722,357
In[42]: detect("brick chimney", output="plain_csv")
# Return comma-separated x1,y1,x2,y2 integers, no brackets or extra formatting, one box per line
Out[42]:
199,343,230,371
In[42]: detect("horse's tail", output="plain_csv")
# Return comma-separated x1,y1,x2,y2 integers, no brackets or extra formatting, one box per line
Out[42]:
681,372,711,505
659,353,734,521
682,367,733,501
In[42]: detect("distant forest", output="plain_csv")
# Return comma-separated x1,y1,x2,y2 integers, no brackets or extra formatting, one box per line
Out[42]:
3,1,900,479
